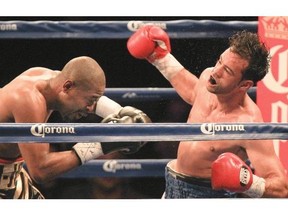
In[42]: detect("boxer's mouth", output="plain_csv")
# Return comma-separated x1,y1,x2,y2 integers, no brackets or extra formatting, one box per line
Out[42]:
209,75,216,85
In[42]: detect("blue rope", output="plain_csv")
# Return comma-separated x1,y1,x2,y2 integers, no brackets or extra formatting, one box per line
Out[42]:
0,122,287,143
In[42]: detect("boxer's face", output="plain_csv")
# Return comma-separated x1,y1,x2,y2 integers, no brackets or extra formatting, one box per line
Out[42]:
206,48,248,95
60,82,103,122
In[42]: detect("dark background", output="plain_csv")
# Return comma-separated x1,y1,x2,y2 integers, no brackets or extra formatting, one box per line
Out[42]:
0,16,257,87
0,16,258,198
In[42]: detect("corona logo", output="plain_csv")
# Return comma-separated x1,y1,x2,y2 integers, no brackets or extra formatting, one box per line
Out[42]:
103,160,142,173
200,123,245,135
127,21,167,32
30,124,75,138
0,23,17,31
122,92,137,98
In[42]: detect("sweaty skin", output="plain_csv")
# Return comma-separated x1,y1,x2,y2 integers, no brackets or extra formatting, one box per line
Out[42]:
0,56,105,183
0,68,57,158
169,48,288,197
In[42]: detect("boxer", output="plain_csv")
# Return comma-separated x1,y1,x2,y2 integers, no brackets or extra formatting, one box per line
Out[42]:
127,25,288,198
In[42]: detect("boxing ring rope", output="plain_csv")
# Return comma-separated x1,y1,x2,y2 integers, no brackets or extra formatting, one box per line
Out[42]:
1,122,288,143
0,20,257,39
104,87,257,102
60,159,171,178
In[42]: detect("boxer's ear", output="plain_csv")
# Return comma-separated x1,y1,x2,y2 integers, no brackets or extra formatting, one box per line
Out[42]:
239,80,253,91
63,80,74,92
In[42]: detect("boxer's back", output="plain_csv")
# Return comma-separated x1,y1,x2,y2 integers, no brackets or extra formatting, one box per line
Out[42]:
0,67,56,159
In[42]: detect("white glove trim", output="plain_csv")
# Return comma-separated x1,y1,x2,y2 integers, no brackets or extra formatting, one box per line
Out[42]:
95,96,122,118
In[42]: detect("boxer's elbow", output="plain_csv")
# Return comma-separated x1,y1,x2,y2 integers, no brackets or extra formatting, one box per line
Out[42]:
28,166,55,184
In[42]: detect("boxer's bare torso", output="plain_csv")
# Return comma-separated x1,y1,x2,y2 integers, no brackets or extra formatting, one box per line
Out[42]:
170,65,264,178
0,67,58,159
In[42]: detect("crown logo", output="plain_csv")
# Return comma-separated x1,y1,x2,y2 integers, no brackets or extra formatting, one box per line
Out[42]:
260,16,288,40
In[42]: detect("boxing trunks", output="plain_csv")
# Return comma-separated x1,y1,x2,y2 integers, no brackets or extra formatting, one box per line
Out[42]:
164,160,237,198
0,158,44,199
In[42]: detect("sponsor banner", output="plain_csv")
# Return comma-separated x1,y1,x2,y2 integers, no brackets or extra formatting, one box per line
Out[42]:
257,16,288,169
60,159,170,178
0,123,288,143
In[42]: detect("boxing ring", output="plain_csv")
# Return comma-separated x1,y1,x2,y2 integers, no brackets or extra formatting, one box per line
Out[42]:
1,19,279,181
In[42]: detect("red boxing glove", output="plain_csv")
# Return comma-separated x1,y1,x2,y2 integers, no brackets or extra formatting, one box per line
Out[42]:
211,152,266,198
127,25,171,63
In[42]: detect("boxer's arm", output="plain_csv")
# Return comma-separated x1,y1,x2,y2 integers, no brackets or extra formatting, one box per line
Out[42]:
14,95,80,183
246,139,288,198
127,25,200,105
127,25,183,81
211,152,266,198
